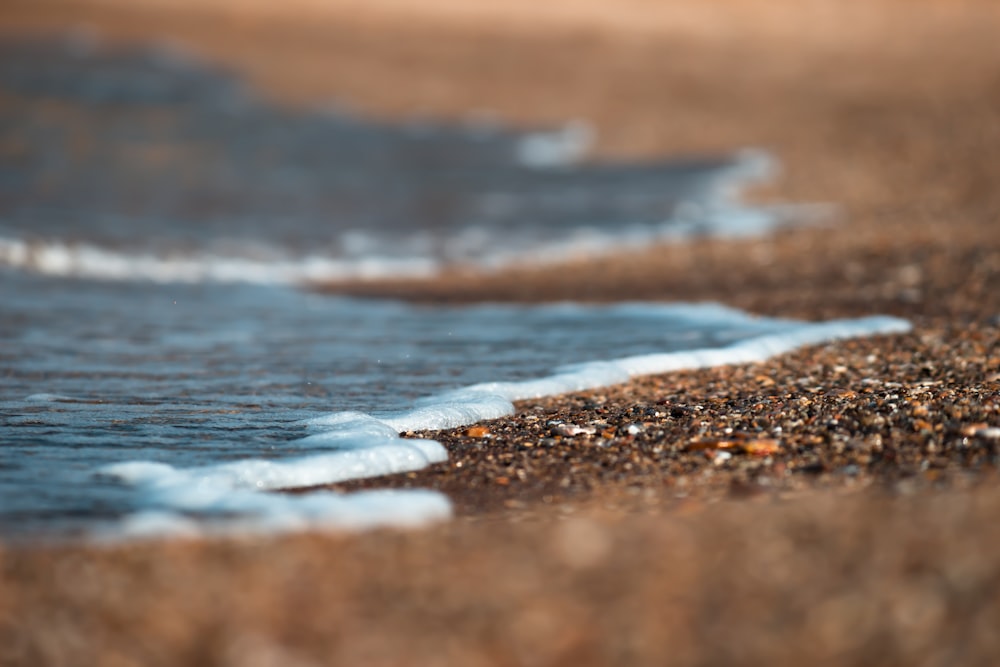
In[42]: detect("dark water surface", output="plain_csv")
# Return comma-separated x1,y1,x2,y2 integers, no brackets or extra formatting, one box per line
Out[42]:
0,34,774,281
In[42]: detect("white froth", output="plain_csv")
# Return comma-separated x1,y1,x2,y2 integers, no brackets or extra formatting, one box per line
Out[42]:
516,120,594,167
24,393,79,402
306,313,910,433
99,438,451,539
100,489,452,540
0,236,440,285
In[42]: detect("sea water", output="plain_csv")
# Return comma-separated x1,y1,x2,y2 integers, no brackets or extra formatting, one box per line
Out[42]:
0,35,908,540
0,33,786,282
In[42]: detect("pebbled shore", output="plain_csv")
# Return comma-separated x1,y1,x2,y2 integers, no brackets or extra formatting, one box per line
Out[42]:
331,324,1000,517
2,1,1000,665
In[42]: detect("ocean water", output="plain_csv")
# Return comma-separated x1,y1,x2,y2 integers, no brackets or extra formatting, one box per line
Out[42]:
0,33,788,283
0,35,908,540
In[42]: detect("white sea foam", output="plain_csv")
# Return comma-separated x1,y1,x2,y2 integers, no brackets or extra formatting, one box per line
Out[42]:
98,436,452,539
307,311,910,431
100,489,453,540
99,307,909,540
516,120,595,167
104,438,447,493
0,236,440,284
24,393,79,402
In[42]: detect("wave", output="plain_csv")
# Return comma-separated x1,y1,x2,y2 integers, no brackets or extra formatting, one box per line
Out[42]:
97,307,909,540
0,35,827,286
0,149,816,285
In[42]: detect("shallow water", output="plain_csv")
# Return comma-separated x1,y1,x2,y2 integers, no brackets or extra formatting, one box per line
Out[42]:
0,272,908,539
0,33,778,283
0,34,907,540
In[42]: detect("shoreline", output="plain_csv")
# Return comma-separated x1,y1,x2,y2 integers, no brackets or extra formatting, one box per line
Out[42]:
2,0,999,663
331,321,998,518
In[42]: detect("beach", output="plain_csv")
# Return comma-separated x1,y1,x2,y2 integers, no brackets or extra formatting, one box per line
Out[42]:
2,0,1000,664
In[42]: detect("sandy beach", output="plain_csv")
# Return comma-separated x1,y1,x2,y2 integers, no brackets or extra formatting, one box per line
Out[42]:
2,0,1000,664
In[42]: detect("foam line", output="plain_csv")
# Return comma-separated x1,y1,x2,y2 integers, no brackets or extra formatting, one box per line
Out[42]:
98,438,451,540
308,314,910,430
0,236,440,284
515,120,594,167
99,489,453,541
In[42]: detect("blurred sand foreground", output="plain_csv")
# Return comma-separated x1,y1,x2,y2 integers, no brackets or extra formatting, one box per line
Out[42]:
2,2,1000,666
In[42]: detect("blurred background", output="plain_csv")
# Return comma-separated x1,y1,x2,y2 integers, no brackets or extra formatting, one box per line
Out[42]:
2,0,999,291
5,0,999,191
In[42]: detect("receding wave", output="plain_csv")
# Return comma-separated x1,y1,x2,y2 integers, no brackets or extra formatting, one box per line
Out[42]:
0,273,910,539
0,34,808,285
0,149,786,284
0,34,873,541
98,308,908,540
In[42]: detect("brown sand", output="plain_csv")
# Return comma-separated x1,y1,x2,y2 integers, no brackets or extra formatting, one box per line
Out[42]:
2,1,1000,665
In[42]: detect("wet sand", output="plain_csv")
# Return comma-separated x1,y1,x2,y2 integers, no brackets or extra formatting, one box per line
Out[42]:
2,1,1000,665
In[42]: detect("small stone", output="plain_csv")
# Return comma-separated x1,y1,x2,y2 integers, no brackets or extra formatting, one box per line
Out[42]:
713,451,733,465
743,439,782,456
961,423,989,437
685,439,736,452
553,424,596,437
